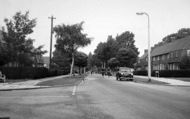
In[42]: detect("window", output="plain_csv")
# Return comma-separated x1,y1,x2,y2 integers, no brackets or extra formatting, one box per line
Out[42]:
187,50,190,56
157,56,160,61
170,52,173,58
174,51,178,57
167,54,170,59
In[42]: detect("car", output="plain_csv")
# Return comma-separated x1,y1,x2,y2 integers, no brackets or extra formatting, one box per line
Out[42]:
116,67,133,81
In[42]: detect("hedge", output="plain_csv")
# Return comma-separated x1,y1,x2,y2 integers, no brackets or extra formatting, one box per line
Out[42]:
0,67,50,79
133,70,148,76
154,70,190,77
134,70,190,77
0,67,70,79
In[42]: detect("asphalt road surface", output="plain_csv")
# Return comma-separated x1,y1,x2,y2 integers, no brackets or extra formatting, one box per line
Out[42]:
0,74,190,119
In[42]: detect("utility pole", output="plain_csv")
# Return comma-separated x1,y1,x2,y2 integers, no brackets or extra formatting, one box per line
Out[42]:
136,12,151,82
48,16,56,69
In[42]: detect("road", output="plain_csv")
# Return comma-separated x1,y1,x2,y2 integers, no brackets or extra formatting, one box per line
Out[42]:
0,74,190,119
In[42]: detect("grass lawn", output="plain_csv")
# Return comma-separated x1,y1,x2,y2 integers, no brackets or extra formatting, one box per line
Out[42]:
134,77,168,85
37,75,85,86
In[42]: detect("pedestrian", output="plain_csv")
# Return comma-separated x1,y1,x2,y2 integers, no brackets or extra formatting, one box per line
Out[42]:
0,70,6,83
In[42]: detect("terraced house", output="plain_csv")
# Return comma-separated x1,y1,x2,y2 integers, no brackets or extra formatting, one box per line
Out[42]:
151,36,190,71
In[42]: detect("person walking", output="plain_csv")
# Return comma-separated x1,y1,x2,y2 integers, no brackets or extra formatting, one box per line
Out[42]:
0,71,6,83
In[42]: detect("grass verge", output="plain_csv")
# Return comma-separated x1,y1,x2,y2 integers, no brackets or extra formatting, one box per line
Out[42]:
134,77,168,85
37,75,85,87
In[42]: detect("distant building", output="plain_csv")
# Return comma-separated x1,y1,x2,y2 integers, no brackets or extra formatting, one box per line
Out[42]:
151,36,190,71
136,50,148,71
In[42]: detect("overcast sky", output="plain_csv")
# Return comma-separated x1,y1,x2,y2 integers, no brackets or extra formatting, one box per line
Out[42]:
0,0,190,56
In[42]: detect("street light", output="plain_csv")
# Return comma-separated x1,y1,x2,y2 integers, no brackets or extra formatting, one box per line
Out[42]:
136,12,151,82
48,16,56,69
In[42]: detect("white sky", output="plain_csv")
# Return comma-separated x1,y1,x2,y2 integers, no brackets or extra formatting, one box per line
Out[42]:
0,0,190,56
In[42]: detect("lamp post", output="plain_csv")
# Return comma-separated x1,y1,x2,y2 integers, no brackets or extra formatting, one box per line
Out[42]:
136,12,151,82
48,16,56,69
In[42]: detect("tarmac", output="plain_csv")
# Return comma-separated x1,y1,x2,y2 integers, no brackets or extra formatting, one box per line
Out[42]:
0,75,190,91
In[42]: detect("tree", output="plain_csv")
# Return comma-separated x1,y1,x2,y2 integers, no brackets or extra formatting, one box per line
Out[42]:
179,56,190,70
94,31,139,69
177,28,190,39
87,52,93,70
91,55,102,68
116,31,139,55
52,50,71,70
75,52,88,74
161,28,190,45
94,35,118,68
94,42,108,67
2,11,37,67
116,48,138,68
54,22,91,75
0,42,9,66
0,30,9,66
162,33,177,43
32,45,47,67
108,57,119,69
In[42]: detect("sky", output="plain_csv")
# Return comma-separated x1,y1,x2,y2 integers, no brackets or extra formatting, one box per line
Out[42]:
0,0,190,56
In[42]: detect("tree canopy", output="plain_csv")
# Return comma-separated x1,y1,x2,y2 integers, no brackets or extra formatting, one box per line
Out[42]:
92,31,139,69
160,28,190,44
116,48,138,68
0,11,46,67
53,22,91,75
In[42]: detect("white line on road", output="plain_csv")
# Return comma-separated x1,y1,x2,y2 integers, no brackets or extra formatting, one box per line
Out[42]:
72,85,77,96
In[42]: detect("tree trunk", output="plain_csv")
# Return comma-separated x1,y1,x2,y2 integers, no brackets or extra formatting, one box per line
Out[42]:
84,67,86,74
70,53,75,76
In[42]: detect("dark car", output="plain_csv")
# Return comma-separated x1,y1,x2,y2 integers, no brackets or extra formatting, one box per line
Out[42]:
116,67,133,81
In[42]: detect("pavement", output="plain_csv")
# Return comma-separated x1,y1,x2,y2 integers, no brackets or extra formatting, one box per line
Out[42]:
0,75,69,91
134,75,190,86
0,74,190,91
1,74,190,119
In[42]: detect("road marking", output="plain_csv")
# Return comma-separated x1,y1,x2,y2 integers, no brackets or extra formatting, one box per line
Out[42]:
72,85,77,96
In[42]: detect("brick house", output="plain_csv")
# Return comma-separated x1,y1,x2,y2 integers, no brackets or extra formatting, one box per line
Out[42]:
136,50,148,71
138,36,190,71
151,36,190,71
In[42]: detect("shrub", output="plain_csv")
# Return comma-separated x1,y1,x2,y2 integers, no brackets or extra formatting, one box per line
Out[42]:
156,70,190,77
0,67,49,79
133,70,148,76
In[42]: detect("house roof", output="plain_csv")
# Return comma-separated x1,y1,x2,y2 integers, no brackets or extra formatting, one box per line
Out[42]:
151,36,190,56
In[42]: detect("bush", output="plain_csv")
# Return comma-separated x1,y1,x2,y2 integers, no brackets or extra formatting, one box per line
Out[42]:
133,70,148,76
154,70,190,77
0,67,50,79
